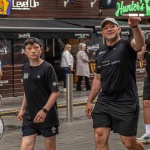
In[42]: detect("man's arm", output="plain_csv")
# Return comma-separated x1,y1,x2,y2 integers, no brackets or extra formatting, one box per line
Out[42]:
33,91,59,123
17,93,27,121
86,73,101,118
43,91,59,111
128,17,145,51
137,46,146,60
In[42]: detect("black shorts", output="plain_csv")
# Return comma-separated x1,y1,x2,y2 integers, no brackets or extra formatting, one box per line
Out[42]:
91,102,139,136
143,77,150,100
22,111,59,137
22,125,59,137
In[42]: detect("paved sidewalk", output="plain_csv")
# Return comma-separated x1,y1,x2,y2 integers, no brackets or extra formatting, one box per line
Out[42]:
0,81,144,115
0,81,149,150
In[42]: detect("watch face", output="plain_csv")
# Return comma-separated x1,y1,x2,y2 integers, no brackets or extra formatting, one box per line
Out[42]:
42,108,48,113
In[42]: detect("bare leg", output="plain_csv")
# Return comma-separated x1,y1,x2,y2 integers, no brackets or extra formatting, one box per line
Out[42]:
44,135,57,150
120,135,144,150
21,134,36,150
94,127,110,150
143,100,150,124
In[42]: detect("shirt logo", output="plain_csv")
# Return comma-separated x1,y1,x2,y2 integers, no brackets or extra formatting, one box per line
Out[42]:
51,127,56,134
37,75,40,78
99,51,106,55
52,82,58,86
23,73,29,79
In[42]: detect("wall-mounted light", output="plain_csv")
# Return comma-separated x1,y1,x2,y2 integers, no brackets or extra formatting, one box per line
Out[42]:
64,0,75,7
91,0,97,7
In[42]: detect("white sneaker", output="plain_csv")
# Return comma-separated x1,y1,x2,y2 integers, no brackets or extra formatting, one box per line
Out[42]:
137,133,150,143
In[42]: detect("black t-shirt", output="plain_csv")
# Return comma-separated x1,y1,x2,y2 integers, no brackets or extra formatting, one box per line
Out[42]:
145,52,150,78
22,61,59,128
96,38,139,104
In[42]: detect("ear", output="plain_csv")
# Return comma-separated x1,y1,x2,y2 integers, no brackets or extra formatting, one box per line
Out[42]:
118,26,121,34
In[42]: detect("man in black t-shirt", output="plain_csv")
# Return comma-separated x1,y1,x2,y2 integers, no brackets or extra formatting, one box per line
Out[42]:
137,40,150,144
17,37,59,150
86,17,145,149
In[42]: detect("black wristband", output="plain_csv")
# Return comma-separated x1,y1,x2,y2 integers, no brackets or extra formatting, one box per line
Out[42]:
131,25,138,28
42,108,49,114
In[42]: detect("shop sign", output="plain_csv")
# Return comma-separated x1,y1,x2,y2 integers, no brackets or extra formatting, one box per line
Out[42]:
18,33,30,38
0,80,9,86
0,46,8,55
12,0,39,10
0,0,12,15
115,0,150,17
74,33,90,39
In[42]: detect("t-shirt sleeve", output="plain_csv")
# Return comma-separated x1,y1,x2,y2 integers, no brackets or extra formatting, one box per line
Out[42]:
47,65,59,92
95,49,101,74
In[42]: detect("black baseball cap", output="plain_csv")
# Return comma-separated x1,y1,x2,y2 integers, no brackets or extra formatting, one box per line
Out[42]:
24,37,42,48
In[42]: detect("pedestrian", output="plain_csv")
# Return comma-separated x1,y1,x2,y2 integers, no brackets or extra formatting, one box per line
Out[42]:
17,37,59,150
85,17,145,150
137,40,150,144
60,44,74,93
76,43,91,91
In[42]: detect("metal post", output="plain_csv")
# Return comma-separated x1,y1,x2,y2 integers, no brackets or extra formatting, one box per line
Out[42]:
66,74,73,122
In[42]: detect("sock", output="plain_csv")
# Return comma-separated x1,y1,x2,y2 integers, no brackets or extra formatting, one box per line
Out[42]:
145,124,150,135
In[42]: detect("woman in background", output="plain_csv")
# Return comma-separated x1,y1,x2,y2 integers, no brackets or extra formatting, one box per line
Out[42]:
76,43,91,91
60,44,74,92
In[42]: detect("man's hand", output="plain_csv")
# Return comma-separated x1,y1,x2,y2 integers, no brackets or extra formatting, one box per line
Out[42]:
85,101,93,119
128,16,141,27
33,110,47,123
17,110,25,121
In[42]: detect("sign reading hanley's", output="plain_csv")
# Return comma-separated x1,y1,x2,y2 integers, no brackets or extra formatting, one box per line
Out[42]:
12,0,39,10
115,0,150,17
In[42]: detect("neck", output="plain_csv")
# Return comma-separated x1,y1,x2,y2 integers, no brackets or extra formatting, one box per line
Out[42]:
106,37,121,46
29,58,43,66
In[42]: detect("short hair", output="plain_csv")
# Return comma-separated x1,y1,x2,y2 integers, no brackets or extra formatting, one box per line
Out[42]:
79,43,86,50
64,44,71,51
24,37,42,48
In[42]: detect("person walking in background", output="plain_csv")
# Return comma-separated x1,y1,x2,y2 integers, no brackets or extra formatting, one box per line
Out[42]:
17,37,59,150
60,44,74,93
76,43,91,91
86,17,145,150
137,40,150,144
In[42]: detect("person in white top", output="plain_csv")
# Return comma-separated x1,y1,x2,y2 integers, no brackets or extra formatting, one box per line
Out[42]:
60,44,74,92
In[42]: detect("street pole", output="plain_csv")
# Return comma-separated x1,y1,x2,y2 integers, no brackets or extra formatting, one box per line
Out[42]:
66,74,73,122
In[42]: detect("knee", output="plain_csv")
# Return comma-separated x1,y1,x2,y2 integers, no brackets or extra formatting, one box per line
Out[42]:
122,139,136,149
143,101,150,108
94,130,108,145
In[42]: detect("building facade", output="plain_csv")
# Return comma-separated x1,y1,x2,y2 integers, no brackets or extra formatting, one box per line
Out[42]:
0,0,149,97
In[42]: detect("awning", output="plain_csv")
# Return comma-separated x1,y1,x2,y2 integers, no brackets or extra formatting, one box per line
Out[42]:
57,18,150,31
0,18,93,32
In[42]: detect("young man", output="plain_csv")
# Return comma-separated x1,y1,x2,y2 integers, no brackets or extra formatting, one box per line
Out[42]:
17,37,59,150
137,40,150,144
86,17,145,150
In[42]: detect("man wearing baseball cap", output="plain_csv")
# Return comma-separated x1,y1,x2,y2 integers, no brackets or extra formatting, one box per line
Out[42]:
86,17,145,149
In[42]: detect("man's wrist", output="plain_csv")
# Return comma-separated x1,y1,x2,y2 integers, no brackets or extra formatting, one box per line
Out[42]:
131,25,138,28
42,108,49,114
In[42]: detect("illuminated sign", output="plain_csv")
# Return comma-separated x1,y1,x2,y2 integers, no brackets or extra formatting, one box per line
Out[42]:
115,0,150,17
12,0,39,10
0,0,12,15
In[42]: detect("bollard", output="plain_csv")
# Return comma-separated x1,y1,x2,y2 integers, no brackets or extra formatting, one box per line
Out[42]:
66,74,73,122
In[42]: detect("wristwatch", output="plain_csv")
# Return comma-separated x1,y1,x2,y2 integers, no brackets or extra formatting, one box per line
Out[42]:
42,108,49,114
